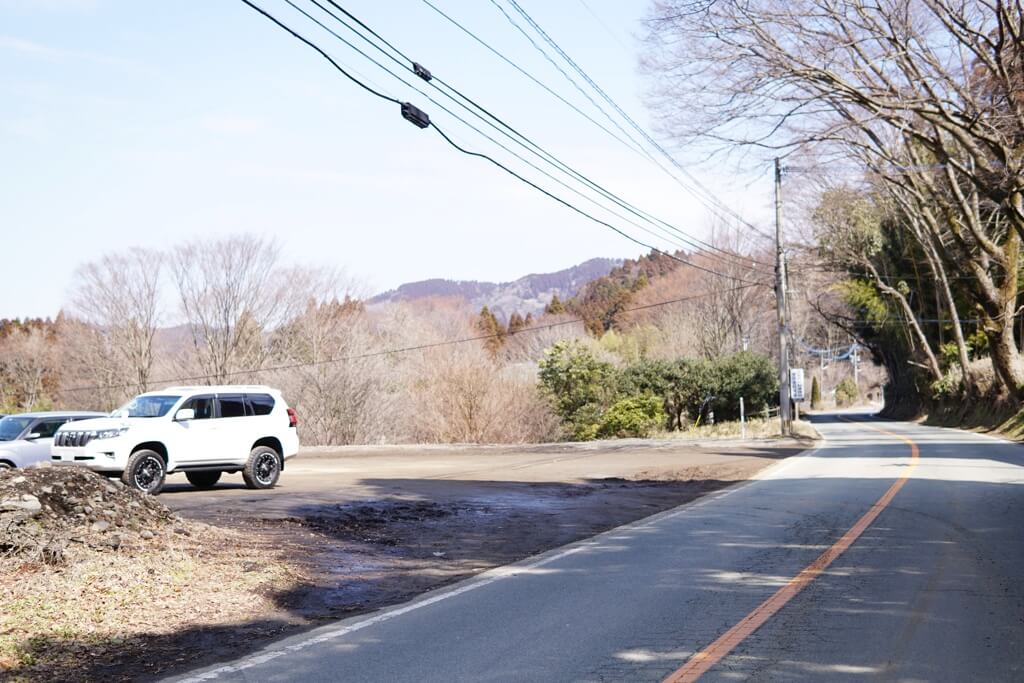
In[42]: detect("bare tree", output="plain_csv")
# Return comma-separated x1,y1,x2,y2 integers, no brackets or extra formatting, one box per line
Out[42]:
170,235,297,383
814,187,943,381
268,273,399,445
54,316,129,410
0,326,58,411
645,0,1024,395
68,248,163,395
409,343,559,443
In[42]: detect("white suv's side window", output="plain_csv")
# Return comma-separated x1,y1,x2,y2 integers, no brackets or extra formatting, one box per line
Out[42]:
175,394,217,463
217,394,247,419
216,394,251,460
181,395,215,420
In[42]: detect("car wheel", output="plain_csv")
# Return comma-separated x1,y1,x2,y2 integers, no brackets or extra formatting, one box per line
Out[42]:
0,462,12,470
242,446,280,490
122,449,166,495
185,470,222,489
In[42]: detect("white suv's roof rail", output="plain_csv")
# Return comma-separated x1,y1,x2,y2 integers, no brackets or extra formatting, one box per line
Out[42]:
156,385,280,394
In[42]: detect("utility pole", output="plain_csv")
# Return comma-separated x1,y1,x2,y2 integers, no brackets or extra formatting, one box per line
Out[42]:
740,396,746,440
774,158,793,435
852,343,859,390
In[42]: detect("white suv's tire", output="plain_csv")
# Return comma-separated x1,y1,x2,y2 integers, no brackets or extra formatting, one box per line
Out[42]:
242,446,280,490
122,449,166,495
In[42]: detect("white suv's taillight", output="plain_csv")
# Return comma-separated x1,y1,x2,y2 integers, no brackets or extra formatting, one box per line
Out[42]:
287,407,297,428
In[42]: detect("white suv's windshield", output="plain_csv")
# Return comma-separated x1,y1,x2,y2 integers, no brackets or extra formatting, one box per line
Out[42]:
116,395,182,418
0,416,32,441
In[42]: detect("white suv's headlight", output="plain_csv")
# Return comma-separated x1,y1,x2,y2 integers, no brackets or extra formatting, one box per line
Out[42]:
94,427,129,439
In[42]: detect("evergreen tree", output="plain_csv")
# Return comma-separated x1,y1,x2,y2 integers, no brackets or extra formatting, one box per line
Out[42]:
810,375,822,409
545,294,566,315
476,306,505,355
507,312,526,335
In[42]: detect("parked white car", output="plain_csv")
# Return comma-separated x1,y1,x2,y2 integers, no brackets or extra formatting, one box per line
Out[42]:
0,411,107,469
51,386,299,494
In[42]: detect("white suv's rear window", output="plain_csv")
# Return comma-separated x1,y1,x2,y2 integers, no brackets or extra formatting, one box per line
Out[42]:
248,394,275,416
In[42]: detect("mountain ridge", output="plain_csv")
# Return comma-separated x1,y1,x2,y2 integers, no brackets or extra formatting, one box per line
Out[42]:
369,257,622,318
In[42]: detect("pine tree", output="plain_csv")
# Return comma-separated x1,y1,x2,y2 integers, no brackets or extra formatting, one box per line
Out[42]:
810,375,822,409
545,294,566,315
476,306,505,355
507,312,525,335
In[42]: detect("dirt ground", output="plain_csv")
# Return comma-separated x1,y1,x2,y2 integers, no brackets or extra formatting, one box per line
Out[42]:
142,437,811,681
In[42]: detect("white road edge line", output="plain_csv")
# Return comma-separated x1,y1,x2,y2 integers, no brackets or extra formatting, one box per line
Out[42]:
170,439,827,683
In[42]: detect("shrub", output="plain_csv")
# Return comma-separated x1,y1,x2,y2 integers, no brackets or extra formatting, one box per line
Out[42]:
929,368,962,400
597,395,665,438
967,329,989,358
835,378,860,407
710,352,778,420
939,342,961,370
810,375,822,409
538,340,618,439
615,352,777,429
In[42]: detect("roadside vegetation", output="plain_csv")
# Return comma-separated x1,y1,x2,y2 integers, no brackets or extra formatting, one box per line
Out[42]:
0,231,824,445
538,341,777,439
643,1,1024,428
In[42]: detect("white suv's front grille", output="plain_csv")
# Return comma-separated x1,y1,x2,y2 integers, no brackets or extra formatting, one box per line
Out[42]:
56,431,95,447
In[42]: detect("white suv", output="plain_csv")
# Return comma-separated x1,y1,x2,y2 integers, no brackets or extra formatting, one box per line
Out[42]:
51,385,299,494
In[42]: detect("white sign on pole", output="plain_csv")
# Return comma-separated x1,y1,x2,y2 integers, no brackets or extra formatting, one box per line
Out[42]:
790,368,805,402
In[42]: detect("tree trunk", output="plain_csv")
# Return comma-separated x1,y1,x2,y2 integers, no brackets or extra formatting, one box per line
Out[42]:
865,264,943,382
980,230,1024,400
918,227,974,394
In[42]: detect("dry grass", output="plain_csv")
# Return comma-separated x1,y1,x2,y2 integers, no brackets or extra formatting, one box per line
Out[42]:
0,523,301,682
656,417,819,441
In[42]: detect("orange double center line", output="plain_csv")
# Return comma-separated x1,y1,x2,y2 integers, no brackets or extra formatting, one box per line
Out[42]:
664,417,920,683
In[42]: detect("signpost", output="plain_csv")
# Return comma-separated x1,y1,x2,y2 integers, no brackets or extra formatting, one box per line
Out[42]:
790,368,805,401
790,368,805,421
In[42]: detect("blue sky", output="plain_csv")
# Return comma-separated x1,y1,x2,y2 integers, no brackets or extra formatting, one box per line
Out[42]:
0,0,773,319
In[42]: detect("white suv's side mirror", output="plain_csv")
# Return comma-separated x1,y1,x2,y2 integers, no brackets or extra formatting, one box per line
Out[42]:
174,408,195,421
25,432,42,440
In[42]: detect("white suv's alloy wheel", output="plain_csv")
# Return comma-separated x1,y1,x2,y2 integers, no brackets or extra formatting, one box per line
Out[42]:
134,455,163,490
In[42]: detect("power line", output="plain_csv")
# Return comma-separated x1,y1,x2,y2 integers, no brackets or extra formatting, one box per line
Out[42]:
56,282,764,395
419,0,772,244
486,0,649,159
298,0,773,270
240,0,398,104
430,122,763,283
495,0,775,241
793,265,988,281
418,0,648,159
575,0,632,53
287,0,740,264
241,0,767,285
283,0,734,264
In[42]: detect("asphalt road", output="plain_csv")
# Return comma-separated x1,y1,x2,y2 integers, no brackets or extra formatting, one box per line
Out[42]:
168,412,1024,682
